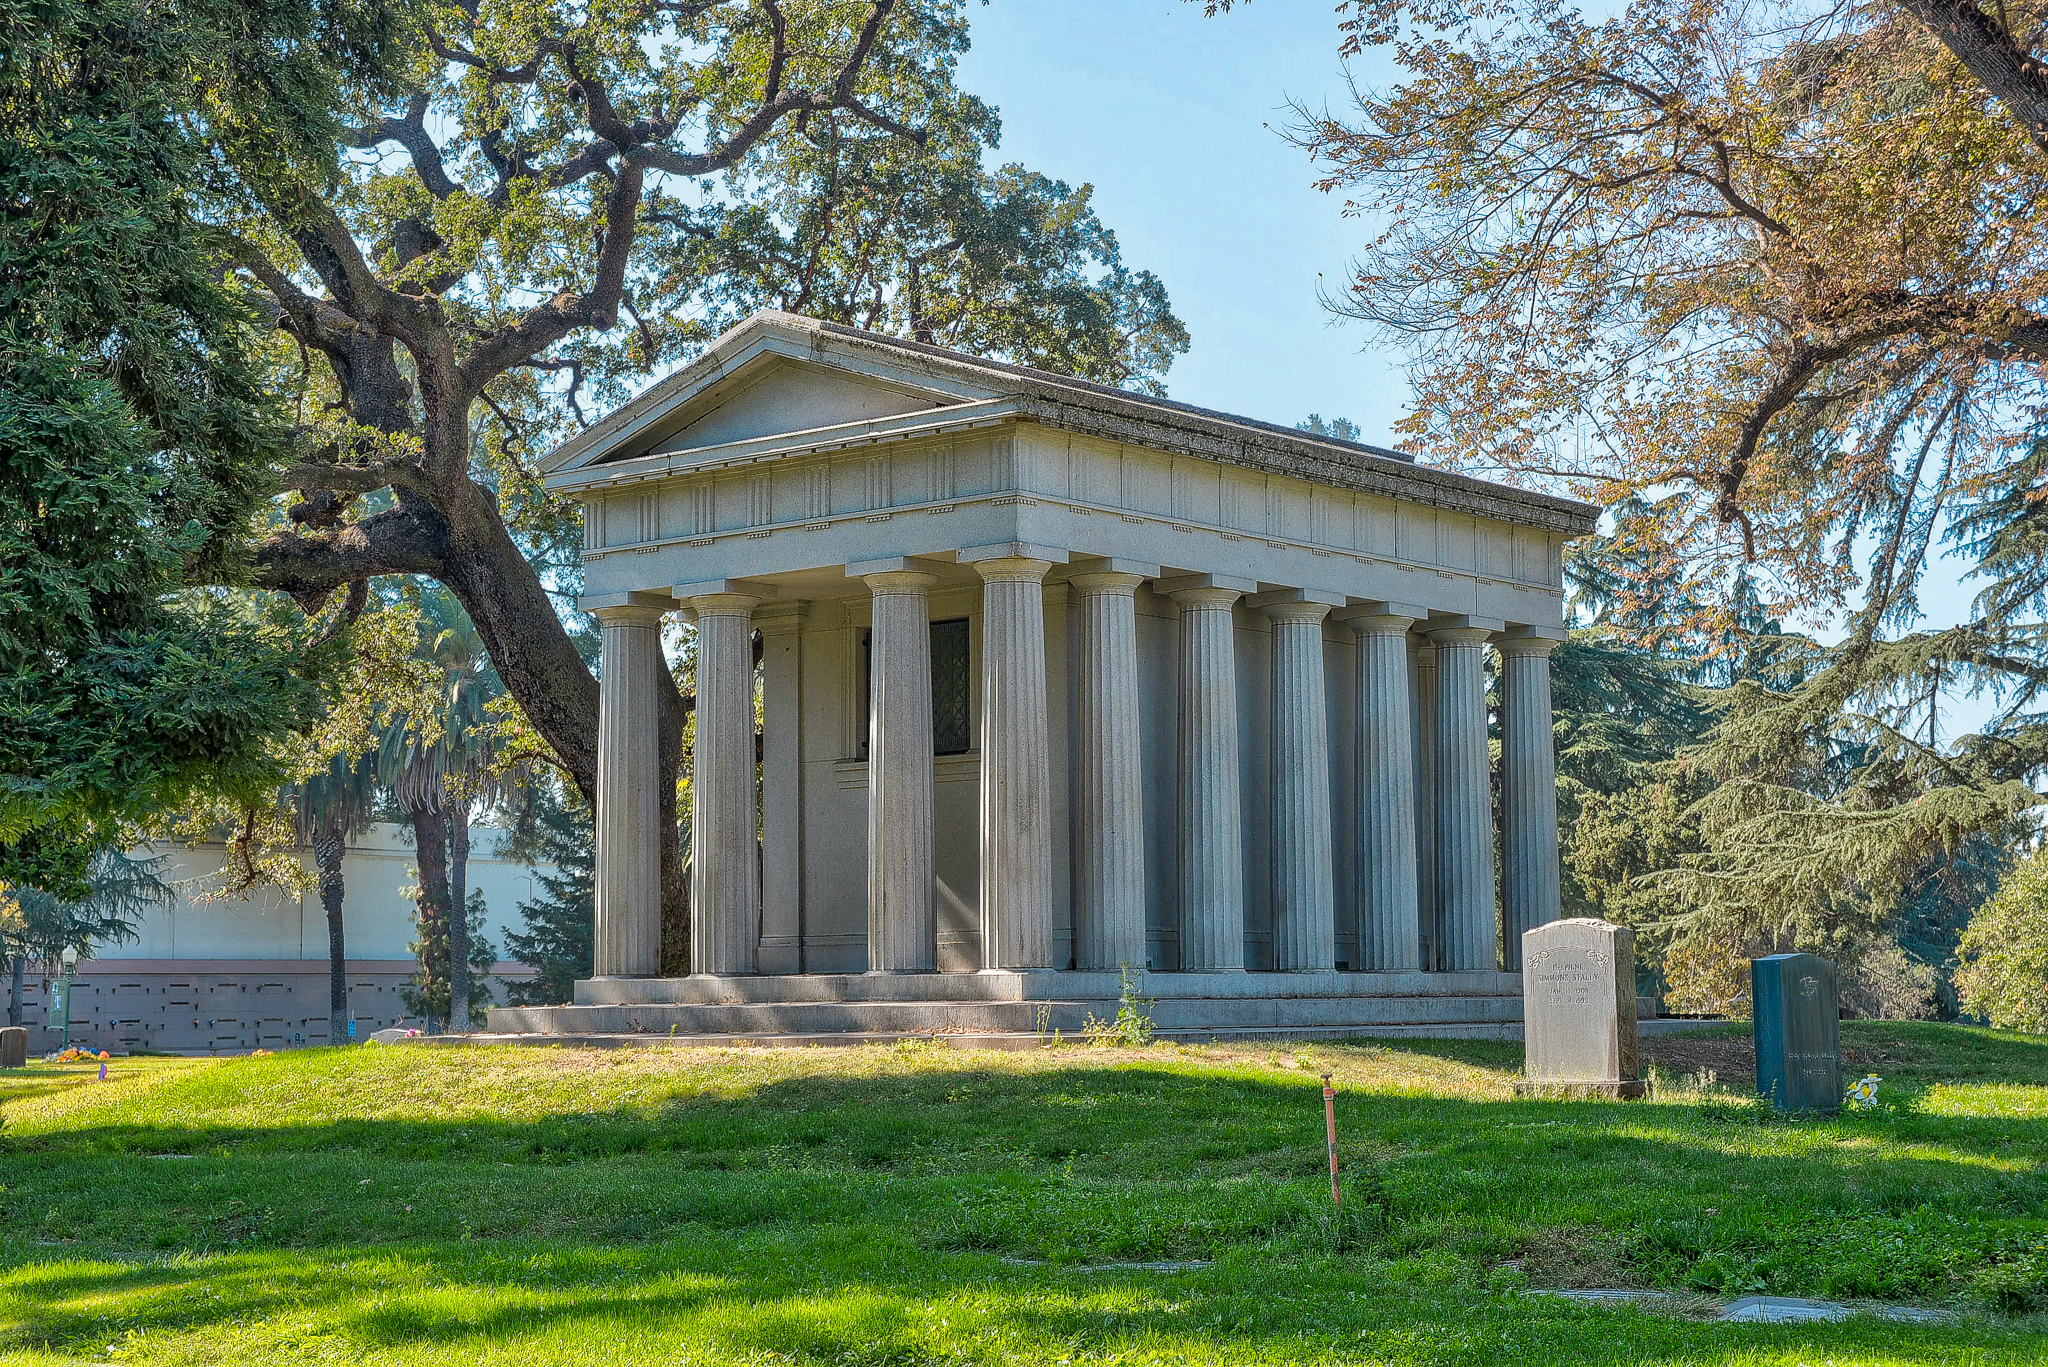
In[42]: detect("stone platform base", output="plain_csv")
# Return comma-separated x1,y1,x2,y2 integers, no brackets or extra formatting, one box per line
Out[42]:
1515,1079,1650,1099
487,968,1541,1041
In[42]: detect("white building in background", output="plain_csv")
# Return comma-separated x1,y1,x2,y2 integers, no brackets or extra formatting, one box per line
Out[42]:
8,823,550,1053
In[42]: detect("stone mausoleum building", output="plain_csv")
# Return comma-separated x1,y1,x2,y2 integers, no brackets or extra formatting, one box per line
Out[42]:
494,312,1599,1041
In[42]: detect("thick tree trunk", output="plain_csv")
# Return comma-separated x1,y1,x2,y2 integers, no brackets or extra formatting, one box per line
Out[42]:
315,828,349,1045
449,813,471,1031
7,956,21,1028
1900,0,2048,153
258,380,694,975
430,477,695,974
408,802,454,1031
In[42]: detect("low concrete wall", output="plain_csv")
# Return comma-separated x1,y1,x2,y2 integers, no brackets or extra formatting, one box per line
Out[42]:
6,959,532,1055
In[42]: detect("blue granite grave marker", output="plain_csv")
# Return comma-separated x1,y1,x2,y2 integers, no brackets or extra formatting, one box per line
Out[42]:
1752,953,1841,1113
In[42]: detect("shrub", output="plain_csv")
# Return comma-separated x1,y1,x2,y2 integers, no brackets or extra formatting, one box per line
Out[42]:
1840,940,1939,1021
1956,848,2048,1034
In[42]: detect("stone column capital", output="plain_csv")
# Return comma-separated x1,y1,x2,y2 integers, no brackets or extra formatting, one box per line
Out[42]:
682,592,764,618
1340,611,1420,636
862,570,940,595
1166,585,1243,611
1261,600,1333,626
969,556,1055,584
1494,633,1564,658
1426,625,1496,646
588,603,670,628
1067,570,1148,597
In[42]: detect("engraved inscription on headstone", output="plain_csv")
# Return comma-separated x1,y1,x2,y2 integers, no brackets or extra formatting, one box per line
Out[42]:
1752,953,1841,1113
0,1026,26,1068
1518,918,1644,1099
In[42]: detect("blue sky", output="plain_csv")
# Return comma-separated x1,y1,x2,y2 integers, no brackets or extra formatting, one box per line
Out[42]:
956,1,1404,437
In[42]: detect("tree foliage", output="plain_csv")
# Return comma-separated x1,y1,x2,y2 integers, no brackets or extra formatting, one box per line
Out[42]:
1270,0,2048,634
1956,843,2048,1032
501,782,593,1007
0,0,407,893
0,847,171,968
402,887,496,1026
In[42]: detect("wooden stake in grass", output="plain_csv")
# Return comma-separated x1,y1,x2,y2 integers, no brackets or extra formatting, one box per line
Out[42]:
1321,1072,1341,1206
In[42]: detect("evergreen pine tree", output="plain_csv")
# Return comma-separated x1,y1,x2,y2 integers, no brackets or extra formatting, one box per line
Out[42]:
502,789,594,1008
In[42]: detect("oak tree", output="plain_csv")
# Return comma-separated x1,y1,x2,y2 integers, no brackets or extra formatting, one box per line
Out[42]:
232,0,1186,970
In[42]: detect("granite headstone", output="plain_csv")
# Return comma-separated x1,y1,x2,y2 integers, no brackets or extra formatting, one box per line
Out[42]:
1519,918,1644,1099
0,1026,26,1068
1752,953,1841,1113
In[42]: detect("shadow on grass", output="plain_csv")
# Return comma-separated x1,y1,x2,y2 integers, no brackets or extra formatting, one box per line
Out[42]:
2,1058,2043,1316
2,1236,2038,1366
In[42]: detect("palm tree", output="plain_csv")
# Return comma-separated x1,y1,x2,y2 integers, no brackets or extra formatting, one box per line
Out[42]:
381,588,504,1032
294,749,379,1045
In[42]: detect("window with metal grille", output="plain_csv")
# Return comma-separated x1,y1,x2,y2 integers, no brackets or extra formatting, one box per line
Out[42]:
858,617,973,756
929,617,971,754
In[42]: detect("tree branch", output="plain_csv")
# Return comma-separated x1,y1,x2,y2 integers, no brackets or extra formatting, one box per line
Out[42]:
1898,0,2048,153
350,94,459,199
253,503,451,606
276,459,425,495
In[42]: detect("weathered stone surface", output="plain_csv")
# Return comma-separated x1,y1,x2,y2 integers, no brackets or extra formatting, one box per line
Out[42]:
0,1026,26,1067
1519,918,1642,1098
1752,953,1841,1113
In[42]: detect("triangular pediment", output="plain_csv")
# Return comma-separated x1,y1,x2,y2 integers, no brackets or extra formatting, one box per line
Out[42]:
542,315,1001,479
644,355,951,457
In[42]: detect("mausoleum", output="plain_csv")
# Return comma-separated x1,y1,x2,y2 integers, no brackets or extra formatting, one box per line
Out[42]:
492,311,1601,1041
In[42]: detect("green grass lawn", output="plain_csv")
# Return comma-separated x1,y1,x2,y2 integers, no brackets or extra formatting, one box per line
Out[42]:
0,1022,2043,1365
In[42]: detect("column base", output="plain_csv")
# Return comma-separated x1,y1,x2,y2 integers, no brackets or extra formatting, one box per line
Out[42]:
757,939,801,975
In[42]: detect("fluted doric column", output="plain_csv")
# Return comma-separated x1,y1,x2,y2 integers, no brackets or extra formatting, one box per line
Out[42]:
1412,638,1438,969
756,604,804,974
1170,584,1246,971
864,569,938,972
1352,611,1422,970
591,603,668,977
1499,633,1563,969
1430,625,1497,972
1071,571,1149,971
972,555,1055,968
685,592,761,975
1265,600,1336,970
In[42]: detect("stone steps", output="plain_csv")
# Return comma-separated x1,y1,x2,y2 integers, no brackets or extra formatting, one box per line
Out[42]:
482,971,1716,1044
490,993,1526,1037
569,968,1523,1005
432,1017,1723,1051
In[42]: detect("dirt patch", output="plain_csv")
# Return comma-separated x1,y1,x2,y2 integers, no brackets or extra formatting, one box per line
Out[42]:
1514,1224,1636,1288
1641,1033,1756,1090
